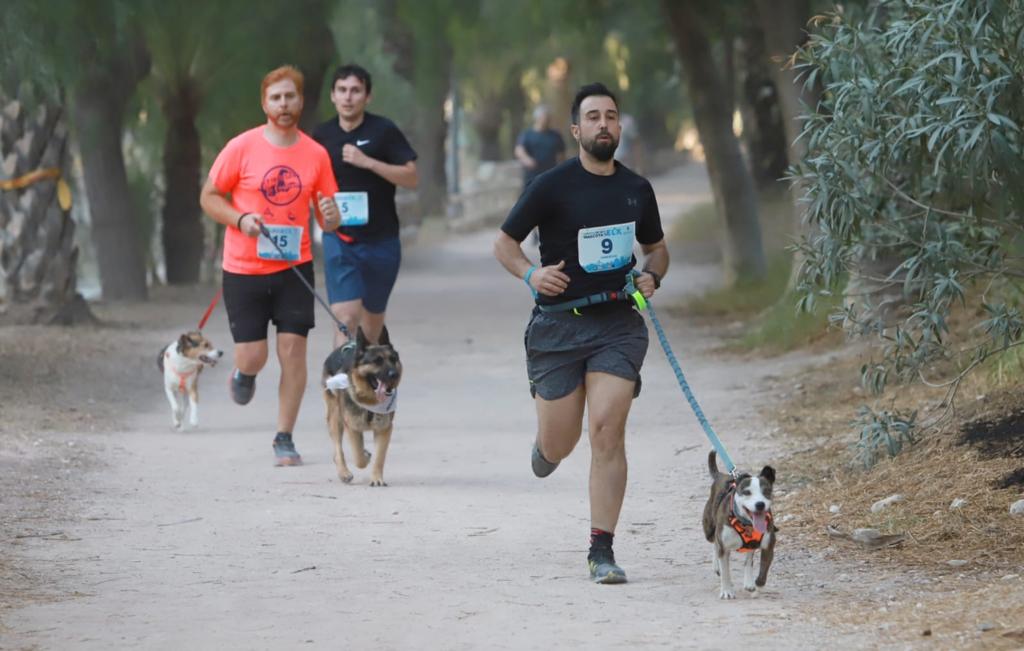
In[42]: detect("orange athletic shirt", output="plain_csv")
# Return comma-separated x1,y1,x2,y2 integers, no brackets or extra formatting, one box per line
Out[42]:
209,126,339,275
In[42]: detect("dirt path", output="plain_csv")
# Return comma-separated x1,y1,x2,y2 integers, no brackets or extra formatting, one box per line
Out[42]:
2,165,889,650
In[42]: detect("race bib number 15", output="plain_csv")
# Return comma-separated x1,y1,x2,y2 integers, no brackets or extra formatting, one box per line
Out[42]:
578,221,635,273
257,225,303,261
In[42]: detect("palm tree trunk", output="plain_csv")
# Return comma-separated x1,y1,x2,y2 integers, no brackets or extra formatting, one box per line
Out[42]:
161,79,203,284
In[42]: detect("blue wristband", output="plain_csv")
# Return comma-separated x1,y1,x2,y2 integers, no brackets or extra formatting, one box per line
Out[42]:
523,265,539,298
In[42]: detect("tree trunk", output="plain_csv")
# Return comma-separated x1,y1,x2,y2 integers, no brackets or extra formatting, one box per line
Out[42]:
0,97,94,325
737,18,789,187
663,1,766,285
753,0,820,293
161,79,203,284
297,2,338,134
472,94,504,161
70,30,150,301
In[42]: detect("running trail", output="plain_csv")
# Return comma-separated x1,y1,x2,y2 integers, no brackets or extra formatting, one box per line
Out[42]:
3,164,880,650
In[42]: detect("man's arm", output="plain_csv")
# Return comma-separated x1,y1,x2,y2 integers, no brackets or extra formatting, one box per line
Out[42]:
493,230,569,297
635,239,669,298
514,144,536,169
342,144,418,188
200,177,262,237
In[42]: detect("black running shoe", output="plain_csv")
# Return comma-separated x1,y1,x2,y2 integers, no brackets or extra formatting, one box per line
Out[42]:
531,440,559,478
229,368,256,405
273,433,302,467
588,547,627,584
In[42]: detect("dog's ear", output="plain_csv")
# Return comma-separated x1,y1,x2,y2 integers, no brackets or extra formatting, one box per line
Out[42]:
378,326,391,346
177,333,191,353
760,465,776,484
356,327,368,350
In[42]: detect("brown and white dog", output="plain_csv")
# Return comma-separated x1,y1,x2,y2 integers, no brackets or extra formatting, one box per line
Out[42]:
702,451,776,599
322,327,402,486
157,330,223,431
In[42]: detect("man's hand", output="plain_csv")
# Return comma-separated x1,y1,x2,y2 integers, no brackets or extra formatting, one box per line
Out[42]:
238,213,264,238
529,260,570,297
522,156,537,170
342,144,373,169
318,191,341,230
635,272,657,299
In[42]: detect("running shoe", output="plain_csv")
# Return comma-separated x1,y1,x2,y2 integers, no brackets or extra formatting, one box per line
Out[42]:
531,440,559,478
588,547,627,584
273,433,303,467
229,368,256,405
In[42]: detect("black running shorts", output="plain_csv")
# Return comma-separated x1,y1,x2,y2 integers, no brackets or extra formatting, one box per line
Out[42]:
524,301,648,401
222,263,315,343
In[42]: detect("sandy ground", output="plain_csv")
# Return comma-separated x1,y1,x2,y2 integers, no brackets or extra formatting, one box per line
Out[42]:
2,165,926,650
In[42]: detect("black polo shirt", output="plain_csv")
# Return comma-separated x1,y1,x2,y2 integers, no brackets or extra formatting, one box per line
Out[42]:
312,112,417,241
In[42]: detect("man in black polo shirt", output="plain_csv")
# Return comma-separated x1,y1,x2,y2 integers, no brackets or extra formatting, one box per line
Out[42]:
493,83,669,584
313,63,418,346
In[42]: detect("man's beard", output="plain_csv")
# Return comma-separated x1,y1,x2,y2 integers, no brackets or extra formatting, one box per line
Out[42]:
269,110,299,128
582,132,618,162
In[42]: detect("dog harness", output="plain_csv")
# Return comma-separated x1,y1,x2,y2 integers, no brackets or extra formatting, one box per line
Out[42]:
721,483,772,553
165,352,198,393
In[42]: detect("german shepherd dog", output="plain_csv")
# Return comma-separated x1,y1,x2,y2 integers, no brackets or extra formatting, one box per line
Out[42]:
322,327,402,486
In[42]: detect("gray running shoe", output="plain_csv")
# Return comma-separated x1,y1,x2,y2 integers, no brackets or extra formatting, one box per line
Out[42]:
588,548,627,584
230,369,256,405
273,434,303,467
531,441,559,478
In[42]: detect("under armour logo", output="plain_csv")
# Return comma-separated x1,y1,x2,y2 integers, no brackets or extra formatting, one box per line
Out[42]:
627,197,638,207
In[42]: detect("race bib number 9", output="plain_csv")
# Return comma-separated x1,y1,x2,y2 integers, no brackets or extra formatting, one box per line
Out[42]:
257,225,303,261
578,221,635,273
335,191,369,226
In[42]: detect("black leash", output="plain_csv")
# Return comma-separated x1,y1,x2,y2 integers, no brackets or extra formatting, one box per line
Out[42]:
257,223,350,338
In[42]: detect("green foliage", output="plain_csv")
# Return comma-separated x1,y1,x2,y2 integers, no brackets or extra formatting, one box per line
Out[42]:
795,1,1024,406
853,405,917,468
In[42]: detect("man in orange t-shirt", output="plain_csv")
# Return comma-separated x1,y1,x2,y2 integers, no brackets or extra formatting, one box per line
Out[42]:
200,65,341,467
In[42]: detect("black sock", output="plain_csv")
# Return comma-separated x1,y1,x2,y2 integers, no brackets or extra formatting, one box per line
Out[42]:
274,431,292,443
589,528,614,556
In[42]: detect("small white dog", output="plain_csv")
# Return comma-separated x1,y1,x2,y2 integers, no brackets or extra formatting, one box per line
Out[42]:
157,330,223,430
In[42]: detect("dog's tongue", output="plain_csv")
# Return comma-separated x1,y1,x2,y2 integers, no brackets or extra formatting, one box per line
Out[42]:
375,382,388,402
751,512,768,534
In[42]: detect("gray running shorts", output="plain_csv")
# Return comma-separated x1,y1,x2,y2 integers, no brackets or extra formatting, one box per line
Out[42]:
524,302,648,401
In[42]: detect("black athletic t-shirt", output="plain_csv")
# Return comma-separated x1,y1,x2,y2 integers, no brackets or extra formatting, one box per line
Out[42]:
312,112,417,241
501,157,664,306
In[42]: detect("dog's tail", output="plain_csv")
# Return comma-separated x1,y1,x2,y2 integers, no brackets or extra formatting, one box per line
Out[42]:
708,450,719,478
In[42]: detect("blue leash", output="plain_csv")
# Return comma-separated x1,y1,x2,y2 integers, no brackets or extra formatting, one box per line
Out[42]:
539,271,739,475
643,299,738,476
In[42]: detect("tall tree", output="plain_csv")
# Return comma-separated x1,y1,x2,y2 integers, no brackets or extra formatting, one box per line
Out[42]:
663,1,766,284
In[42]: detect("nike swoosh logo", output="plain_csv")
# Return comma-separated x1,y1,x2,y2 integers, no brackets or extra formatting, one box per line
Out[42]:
356,139,370,146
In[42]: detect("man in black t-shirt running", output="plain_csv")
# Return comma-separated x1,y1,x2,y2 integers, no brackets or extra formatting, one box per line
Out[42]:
494,83,669,584
313,64,418,347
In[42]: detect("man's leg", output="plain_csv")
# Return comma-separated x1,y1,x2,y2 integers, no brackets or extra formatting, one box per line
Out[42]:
275,333,307,434
234,341,269,376
583,371,636,584
535,384,586,465
360,310,387,344
584,371,634,531
329,300,362,347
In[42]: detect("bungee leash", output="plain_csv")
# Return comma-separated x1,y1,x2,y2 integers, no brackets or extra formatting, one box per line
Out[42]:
257,223,350,339
538,270,739,476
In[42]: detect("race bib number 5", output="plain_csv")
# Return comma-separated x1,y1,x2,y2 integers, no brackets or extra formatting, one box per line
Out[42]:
335,191,369,226
257,225,303,261
578,221,635,273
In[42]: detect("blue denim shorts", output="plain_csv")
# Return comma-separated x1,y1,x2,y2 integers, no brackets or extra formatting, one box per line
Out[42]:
322,234,401,314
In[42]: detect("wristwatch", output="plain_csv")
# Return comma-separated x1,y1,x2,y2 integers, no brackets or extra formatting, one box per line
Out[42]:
643,268,662,289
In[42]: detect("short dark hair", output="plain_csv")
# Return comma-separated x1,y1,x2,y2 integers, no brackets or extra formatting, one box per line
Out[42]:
331,64,372,95
570,82,618,124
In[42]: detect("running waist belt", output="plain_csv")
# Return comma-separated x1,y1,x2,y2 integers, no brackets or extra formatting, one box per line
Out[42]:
537,274,647,313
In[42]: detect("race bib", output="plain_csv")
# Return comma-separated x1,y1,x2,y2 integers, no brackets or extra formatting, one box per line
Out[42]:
578,221,635,273
335,191,369,226
257,225,303,261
